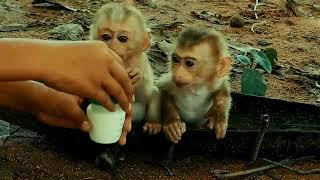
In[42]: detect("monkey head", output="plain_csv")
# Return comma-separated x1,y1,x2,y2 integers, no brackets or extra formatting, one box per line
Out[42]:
171,27,232,89
90,3,151,60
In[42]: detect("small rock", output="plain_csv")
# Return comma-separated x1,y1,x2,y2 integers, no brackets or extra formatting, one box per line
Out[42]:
160,10,164,13
0,23,28,32
296,47,305,52
285,19,296,26
313,5,320,12
229,16,245,28
49,23,84,41
147,0,157,9
257,68,266,74
0,120,10,146
257,39,273,46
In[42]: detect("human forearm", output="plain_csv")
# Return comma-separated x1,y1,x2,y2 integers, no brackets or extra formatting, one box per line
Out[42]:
0,81,44,113
0,38,133,113
0,38,56,81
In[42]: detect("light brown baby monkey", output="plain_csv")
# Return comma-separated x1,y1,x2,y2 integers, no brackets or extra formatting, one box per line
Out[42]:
90,2,161,134
159,26,232,144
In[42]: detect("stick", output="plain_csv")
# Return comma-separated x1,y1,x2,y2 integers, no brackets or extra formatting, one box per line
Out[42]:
145,161,174,176
253,0,259,20
250,114,270,162
214,156,317,178
251,21,266,33
213,158,291,178
263,158,320,175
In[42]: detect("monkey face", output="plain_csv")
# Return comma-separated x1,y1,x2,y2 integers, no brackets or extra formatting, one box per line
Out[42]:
172,43,217,88
100,30,131,59
97,17,147,60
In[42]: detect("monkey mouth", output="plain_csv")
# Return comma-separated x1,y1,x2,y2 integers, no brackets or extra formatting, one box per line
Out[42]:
174,82,190,88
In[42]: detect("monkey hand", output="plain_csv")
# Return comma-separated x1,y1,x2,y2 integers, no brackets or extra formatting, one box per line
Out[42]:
204,112,227,140
163,120,186,144
142,121,162,135
127,67,141,89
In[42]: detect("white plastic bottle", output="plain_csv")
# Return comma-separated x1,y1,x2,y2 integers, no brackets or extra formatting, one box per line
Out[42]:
86,99,125,144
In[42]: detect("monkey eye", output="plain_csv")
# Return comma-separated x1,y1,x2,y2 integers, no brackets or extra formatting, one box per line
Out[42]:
171,54,180,64
102,34,112,41
185,59,197,68
118,35,128,43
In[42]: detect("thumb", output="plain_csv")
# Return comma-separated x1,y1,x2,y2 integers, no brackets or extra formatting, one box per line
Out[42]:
64,106,89,130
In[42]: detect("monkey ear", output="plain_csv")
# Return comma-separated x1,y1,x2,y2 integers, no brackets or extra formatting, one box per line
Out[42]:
141,32,151,51
216,56,232,78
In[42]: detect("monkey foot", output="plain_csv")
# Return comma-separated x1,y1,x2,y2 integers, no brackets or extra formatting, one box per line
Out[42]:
143,121,162,135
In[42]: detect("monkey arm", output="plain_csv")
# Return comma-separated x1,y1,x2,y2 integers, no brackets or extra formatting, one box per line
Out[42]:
146,87,161,122
161,89,187,144
205,81,232,139
161,90,181,124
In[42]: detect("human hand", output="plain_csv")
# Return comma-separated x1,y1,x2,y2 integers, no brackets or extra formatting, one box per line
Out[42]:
32,83,89,131
43,40,134,114
118,103,133,145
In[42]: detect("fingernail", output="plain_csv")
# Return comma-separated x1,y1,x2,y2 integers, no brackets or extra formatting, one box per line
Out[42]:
81,121,90,132
132,95,135,102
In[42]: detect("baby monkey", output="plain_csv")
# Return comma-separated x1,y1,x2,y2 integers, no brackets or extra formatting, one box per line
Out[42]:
90,2,161,134
159,26,232,144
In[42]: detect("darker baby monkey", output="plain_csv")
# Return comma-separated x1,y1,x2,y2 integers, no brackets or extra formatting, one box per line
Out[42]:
159,26,232,144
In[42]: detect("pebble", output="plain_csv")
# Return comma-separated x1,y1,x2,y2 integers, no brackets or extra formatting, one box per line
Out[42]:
147,1,157,9
313,5,320,12
229,16,245,28
257,39,273,46
49,23,84,41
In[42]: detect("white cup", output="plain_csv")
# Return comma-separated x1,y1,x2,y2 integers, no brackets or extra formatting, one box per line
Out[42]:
86,104,125,144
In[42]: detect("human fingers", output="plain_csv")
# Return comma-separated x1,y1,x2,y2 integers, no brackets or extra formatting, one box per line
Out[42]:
36,112,79,129
102,77,129,112
118,104,133,145
93,89,115,112
109,61,134,103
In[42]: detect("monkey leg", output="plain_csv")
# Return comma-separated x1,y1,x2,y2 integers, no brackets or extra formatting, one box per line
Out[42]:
131,102,147,128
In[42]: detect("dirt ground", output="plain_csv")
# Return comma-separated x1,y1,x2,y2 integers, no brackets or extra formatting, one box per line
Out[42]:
0,0,319,179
